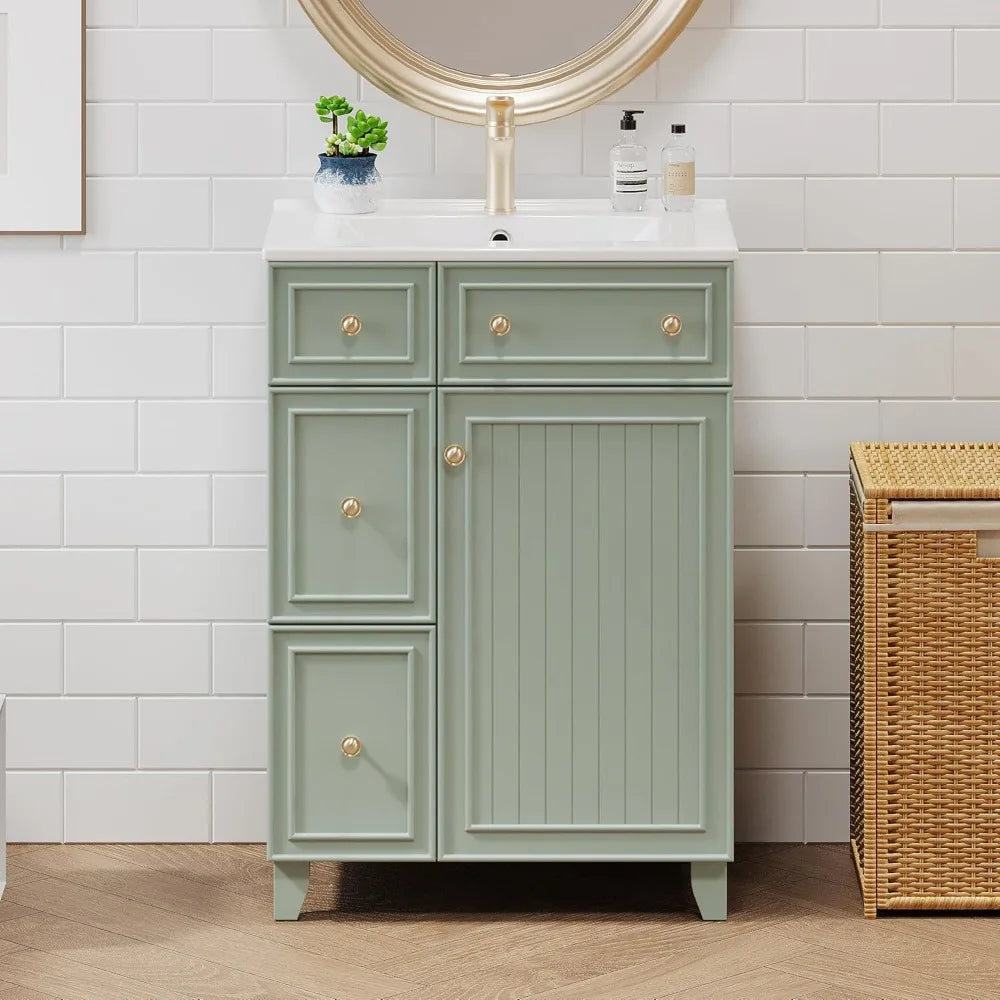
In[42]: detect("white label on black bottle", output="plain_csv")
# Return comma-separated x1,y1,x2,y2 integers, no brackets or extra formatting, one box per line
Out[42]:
614,159,647,194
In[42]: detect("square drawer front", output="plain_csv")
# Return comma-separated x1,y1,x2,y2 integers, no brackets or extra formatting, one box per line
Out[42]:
271,264,434,383
270,628,435,859
440,263,731,384
271,390,434,622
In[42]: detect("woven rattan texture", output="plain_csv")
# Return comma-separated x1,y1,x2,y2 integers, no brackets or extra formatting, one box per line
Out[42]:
851,442,1000,500
881,529,1000,903
850,480,883,918
851,446,1000,914
849,484,866,869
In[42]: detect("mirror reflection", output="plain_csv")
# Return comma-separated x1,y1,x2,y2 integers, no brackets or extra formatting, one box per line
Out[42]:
362,0,643,77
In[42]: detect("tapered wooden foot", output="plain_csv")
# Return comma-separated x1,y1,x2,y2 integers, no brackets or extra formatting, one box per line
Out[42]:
273,861,310,920
690,861,727,921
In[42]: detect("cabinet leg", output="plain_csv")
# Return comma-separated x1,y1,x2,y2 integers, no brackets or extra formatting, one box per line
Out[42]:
273,861,310,921
690,861,728,921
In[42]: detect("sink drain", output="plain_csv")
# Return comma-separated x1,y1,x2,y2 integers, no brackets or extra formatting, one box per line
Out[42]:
489,229,511,243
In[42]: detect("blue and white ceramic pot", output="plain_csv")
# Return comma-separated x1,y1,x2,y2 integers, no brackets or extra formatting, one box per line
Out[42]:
313,153,382,215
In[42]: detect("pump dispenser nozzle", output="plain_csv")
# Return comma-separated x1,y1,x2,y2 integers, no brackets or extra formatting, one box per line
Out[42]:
620,109,645,130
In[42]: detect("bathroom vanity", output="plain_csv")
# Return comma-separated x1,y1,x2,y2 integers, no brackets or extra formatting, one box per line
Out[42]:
265,197,737,921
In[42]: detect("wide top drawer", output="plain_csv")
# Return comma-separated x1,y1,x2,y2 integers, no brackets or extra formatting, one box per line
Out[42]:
270,263,434,383
439,263,731,384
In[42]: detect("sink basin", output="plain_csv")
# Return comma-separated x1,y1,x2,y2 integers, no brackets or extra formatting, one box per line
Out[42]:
264,198,738,263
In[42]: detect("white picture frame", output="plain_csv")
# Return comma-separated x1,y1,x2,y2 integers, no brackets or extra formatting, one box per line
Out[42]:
0,0,84,234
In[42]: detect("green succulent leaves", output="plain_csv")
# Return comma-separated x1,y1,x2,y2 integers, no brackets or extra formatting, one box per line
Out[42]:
316,96,389,156
326,133,362,156
315,95,353,124
346,110,388,153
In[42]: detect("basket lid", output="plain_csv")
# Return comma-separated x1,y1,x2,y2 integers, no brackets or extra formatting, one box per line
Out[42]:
851,442,1000,500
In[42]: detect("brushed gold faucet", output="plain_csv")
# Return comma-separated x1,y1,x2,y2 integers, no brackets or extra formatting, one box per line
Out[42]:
485,96,515,214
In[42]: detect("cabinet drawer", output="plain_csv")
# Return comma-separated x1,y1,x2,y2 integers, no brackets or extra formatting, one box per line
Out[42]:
440,263,730,384
271,390,434,621
271,264,434,383
270,628,435,859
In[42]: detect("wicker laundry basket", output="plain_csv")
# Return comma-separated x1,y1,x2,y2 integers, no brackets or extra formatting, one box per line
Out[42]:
850,442,1000,918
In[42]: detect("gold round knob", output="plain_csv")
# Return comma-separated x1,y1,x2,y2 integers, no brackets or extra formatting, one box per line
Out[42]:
489,314,511,337
661,314,683,337
340,735,362,758
340,496,362,519
341,314,362,337
443,444,467,467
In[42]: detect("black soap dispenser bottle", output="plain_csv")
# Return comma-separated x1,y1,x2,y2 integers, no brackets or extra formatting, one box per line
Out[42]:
610,109,647,212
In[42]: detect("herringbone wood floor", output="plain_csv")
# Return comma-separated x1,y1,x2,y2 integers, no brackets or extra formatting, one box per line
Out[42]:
0,844,997,999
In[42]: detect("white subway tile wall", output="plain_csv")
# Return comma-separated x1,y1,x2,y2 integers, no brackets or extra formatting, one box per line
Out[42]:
3,1,995,844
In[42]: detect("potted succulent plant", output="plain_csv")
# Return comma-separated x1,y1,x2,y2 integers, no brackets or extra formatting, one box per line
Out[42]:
313,95,389,215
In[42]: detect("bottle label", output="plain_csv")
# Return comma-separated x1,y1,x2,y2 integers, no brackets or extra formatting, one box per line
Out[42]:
614,159,647,194
665,162,695,197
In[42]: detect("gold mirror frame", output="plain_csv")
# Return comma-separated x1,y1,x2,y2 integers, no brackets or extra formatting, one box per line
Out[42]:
297,0,704,125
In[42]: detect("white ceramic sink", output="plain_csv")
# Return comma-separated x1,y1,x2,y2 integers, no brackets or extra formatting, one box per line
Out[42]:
263,198,738,262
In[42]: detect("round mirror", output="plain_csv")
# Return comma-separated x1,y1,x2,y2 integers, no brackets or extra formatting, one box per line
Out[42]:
361,0,644,78
297,0,704,124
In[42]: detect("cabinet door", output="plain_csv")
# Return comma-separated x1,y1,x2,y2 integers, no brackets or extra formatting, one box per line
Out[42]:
271,390,434,622
438,389,731,859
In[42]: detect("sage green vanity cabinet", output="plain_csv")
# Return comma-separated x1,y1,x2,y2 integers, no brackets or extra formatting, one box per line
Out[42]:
269,259,733,924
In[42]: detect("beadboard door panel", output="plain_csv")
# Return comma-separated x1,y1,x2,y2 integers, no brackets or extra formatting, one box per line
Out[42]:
437,388,733,859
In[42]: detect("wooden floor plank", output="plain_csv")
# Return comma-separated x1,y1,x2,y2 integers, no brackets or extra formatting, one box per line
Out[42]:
774,911,1000,992
0,912,330,1000
773,945,1000,1000
392,890,816,991
13,846,418,967
741,845,859,887
761,874,862,916
389,966,578,1000
2,865,48,891
525,929,810,1000
4,847,52,859
0,901,40,927
86,844,274,902
0,987,61,1000
798,990,881,1000
657,966,829,999
4,844,1000,999
887,911,1000,957
4,874,419,1000
0,948,195,1000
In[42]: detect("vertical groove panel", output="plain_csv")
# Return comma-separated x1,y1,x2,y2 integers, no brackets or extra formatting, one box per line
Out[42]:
598,425,627,825
517,424,548,824
469,424,494,826
491,425,520,824
677,422,703,822
544,424,574,825
461,406,705,834
625,424,654,825
571,425,600,824
651,424,680,824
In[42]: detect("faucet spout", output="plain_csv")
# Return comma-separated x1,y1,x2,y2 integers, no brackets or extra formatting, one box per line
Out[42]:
485,96,515,215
